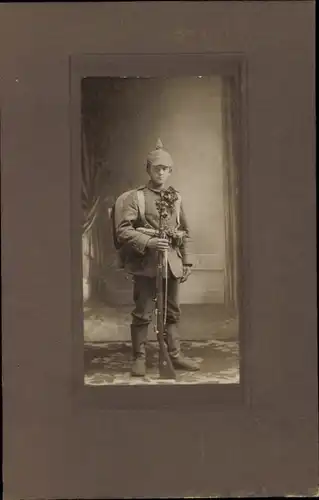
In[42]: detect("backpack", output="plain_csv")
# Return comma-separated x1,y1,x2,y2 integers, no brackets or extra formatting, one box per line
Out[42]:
110,186,182,268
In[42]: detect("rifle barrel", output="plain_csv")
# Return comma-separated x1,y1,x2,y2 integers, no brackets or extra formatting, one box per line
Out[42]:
155,191,176,379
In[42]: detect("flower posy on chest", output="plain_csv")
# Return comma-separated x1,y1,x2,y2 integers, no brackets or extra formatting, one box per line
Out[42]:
155,186,179,220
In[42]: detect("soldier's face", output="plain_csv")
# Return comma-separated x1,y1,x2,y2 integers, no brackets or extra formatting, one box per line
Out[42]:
148,164,172,186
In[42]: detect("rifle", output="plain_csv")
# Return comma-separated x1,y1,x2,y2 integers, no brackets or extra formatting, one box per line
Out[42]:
136,201,186,379
154,191,176,380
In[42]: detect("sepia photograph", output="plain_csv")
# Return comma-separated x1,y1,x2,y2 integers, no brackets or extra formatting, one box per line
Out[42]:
81,75,241,386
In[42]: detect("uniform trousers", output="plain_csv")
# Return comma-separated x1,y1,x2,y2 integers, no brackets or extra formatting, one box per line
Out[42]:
130,270,181,358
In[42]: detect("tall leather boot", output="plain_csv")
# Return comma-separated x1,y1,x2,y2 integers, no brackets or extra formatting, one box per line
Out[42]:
165,323,200,371
130,324,148,377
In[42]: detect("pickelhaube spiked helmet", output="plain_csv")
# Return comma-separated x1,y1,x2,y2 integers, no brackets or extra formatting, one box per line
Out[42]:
146,138,174,168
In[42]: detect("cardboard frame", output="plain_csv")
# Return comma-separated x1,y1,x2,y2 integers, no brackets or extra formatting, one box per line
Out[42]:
71,53,247,408
1,2,317,498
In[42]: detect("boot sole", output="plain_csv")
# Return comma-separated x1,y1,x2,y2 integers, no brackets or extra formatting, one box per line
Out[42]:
172,365,200,372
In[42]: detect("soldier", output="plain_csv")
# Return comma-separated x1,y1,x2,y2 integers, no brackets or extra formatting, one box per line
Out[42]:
116,139,200,377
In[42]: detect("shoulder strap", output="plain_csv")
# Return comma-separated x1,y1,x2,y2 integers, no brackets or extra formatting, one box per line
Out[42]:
136,189,147,225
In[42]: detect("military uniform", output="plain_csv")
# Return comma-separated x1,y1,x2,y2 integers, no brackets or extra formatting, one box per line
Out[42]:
116,140,199,376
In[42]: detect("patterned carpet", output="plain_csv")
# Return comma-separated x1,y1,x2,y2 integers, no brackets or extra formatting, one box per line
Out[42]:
84,339,240,386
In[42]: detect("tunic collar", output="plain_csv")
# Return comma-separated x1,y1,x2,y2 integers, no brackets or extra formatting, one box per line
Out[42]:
146,181,166,194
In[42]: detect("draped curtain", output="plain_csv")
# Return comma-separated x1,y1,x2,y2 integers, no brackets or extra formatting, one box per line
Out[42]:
222,76,239,312
81,118,108,301
81,79,123,303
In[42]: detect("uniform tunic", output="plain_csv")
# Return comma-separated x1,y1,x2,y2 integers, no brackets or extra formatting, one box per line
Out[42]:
116,183,192,279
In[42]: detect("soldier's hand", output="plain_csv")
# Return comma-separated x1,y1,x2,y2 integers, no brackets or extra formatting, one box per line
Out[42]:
147,238,169,251
180,265,192,283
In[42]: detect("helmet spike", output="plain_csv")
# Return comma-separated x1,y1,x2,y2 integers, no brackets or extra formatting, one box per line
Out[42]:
156,138,163,150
